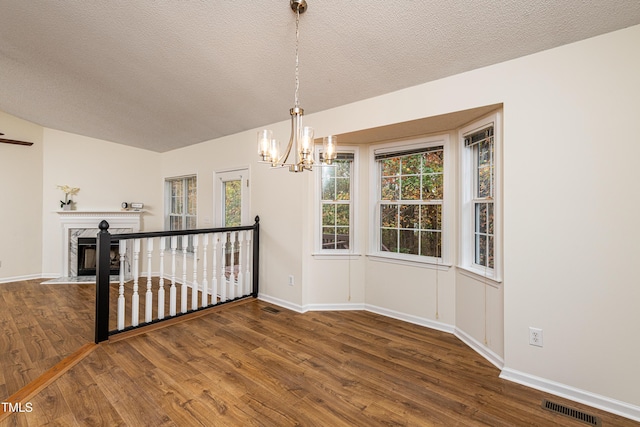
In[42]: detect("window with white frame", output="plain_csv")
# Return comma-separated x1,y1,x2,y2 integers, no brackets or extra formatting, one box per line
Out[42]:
317,152,355,252
372,137,448,263
165,175,197,249
460,113,501,279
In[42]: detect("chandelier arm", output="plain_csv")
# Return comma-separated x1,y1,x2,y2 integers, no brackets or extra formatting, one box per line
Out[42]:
279,114,296,165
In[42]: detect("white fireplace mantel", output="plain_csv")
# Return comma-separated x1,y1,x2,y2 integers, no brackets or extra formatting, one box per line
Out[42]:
58,211,143,277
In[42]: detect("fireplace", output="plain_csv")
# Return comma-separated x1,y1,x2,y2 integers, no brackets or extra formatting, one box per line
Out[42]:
58,211,143,278
77,238,120,276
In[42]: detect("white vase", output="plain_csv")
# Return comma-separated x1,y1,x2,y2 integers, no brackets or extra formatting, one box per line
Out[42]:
63,204,71,211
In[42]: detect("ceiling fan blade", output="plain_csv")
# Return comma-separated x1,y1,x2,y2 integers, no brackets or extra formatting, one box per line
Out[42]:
0,132,34,146
0,138,34,146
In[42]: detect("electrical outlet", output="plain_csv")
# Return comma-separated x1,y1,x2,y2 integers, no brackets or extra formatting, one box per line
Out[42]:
529,327,543,347
288,275,294,286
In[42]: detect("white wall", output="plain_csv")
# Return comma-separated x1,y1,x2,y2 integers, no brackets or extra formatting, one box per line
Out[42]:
41,129,163,276
158,24,640,414
0,111,43,281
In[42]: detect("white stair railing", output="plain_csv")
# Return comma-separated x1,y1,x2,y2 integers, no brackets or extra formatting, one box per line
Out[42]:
95,217,260,343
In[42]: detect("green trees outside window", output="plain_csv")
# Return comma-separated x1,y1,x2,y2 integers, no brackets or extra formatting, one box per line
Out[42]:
378,147,443,257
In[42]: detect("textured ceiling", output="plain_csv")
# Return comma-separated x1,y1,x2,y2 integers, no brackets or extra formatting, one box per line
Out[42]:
1,1,639,152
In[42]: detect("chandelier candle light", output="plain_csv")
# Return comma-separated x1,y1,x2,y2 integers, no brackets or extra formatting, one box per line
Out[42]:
257,0,337,172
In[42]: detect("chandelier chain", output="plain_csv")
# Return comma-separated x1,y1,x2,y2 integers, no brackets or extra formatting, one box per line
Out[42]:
294,8,300,107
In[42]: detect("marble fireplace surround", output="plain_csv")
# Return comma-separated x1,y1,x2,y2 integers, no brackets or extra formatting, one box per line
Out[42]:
58,211,142,278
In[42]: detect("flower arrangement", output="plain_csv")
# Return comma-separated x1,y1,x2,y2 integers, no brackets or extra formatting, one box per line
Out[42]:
57,185,80,209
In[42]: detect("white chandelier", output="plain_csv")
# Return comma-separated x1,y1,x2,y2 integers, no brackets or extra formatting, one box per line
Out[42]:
257,0,337,173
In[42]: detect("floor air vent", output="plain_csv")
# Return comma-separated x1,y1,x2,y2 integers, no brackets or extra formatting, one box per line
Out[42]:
261,306,280,314
541,399,601,426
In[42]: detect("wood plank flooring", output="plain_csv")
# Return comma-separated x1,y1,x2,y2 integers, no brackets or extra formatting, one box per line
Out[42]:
1,281,637,426
0,280,95,401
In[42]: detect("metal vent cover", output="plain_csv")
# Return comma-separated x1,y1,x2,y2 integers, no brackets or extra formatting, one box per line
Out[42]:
541,399,601,426
261,306,280,314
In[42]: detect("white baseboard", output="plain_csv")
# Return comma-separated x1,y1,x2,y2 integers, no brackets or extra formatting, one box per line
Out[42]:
305,302,366,311
454,327,504,369
365,303,455,334
500,368,640,422
257,293,306,313
0,273,46,284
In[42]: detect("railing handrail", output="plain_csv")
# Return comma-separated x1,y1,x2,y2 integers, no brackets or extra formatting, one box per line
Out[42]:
95,216,260,343
108,222,258,242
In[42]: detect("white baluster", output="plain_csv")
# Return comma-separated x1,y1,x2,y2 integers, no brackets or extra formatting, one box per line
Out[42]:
145,238,153,323
244,230,252,295
211,234,218,305
131,239,141,327
235,232,243,298
201,234,209,307
170,236,177,316
191,234,199,311
158,237,166,320
117,240,126,331
227,232,235,300
181,235,188,313
220,234,227,302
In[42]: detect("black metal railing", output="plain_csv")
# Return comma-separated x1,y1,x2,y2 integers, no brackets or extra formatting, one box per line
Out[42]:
95,216,260,343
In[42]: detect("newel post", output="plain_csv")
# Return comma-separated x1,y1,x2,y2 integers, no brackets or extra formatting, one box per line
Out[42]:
252,215,260,297
95,220,111,343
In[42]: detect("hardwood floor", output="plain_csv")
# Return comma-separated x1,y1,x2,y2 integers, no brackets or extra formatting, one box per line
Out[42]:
0,280,94,400
1,280,638,426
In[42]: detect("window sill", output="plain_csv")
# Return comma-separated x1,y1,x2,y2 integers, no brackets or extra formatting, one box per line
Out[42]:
457,265,502,288
366,253,452,271
312,252,362,260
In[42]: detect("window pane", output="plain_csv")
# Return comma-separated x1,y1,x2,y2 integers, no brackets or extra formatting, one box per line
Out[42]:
171,180,183,214
475,203,487,233
423,150,444,173
186,216,197,230
422,173,443,200
322,204,335,226
336,160,351,178
476,234,487,266
322,227,336,249
321,167,336,200
488,235,494,268
399,229,419,255
169,216,182,231
488,203,494,234
381,158,400,177
477,165,492,198
421,205,442,230
336,227,349,250
399,204,419,229
187,176,197,215
381,177,399,200
381,204,398,228
224,180,241,227
336,205,349,226
420,231,441,257
336,177,350,200
400,175,420,200
401,154,421,174
476,139,493,198
381,228,398,252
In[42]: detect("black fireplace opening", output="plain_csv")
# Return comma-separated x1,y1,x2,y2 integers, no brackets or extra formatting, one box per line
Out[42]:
77,237,120,276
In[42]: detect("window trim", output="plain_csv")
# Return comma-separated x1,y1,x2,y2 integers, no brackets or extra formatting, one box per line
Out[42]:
459,112,502,283
313,145,359,256
368,135,451,266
